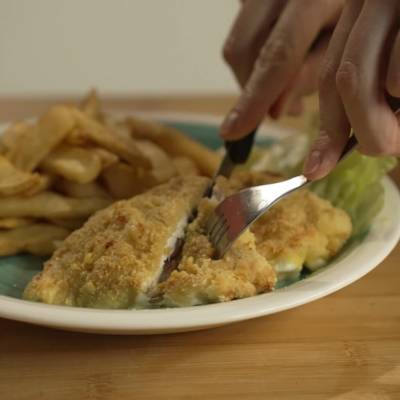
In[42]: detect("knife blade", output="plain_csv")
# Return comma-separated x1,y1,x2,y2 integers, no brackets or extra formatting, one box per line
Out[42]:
159,129,257,284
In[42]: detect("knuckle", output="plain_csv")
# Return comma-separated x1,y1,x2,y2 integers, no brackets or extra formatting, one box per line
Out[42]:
257,35,294,71
312,130,333,149
359,143,390,157
319,60,337,96
222,38,242,66
359,132,394,156
335,60,360,97
378,143,393,155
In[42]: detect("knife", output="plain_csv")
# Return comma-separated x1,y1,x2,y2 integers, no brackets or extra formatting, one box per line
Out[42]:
159,129,257,284
204,128,257,197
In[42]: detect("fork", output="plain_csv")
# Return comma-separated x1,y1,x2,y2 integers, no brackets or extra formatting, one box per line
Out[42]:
206,135,358,258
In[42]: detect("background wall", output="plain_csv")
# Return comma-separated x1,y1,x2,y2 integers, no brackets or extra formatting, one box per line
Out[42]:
0,0,240,96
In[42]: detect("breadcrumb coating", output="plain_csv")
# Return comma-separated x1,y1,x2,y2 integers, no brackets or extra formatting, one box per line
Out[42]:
23,176,208,308
252,190,352,277
156,198,276,307
23,171,352,308
218,172,352,279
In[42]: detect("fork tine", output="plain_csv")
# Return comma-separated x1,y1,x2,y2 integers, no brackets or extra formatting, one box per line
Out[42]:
206,212,219,235
207,212,225,237
209,218,227,245
208,215,230,253
211,220,226,240
205,210,223,244
213,223,229,250
209,215,231,258
206,174,311,258
214,230,231,258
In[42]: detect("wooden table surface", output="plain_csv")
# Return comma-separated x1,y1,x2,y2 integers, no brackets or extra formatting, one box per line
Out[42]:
0,95,399,400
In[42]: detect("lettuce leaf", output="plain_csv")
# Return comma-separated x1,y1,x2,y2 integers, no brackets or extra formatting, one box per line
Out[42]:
311,152,397,236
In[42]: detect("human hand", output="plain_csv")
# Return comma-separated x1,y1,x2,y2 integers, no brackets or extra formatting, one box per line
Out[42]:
220,0,344,139
304,0,400,180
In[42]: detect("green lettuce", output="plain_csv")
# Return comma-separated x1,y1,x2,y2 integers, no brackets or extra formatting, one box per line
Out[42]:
311,152,397,236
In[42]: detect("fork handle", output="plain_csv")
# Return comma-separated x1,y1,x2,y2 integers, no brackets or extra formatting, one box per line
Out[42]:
338,134,358,162
225,128,257,164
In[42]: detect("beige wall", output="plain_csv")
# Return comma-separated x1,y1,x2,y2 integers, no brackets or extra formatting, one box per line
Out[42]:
0,0,240,96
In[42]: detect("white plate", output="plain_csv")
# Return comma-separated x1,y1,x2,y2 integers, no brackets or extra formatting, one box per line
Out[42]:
0,112,399,334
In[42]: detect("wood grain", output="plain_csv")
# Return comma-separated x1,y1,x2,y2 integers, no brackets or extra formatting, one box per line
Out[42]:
0,95,399,400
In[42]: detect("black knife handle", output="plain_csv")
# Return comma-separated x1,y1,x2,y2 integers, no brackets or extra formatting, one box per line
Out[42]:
387,94,400,112
223,95,399,167
225,129,257,164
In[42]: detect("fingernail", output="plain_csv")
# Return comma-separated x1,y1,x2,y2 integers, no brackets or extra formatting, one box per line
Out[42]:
220,110,239,138
304,149,322,176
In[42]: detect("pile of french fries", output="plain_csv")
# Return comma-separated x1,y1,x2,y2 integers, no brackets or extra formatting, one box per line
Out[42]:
0,91,220,256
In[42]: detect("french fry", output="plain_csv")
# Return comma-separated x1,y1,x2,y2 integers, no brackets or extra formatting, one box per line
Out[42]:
54,178,110,198
172,156,199,176
127,116,220,177
80,89,102,120
0,224,70,256
71,108,151,169
0,91,222,259
0,155,42,196
6,106,75,172
41,144,102,184
64,134,120,169
22,174,53,197
103,114,131,138
101,162,157,199
0,191,112,219
0,121,32,152
0,218,33,229
64,127,88,146
135,139,176,182
50,218,86,230
92,147,119,168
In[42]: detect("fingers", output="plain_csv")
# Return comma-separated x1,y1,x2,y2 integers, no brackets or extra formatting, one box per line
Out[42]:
305,0,363,180
338,0,399,155
386,30,400,98
281,31,332,118
221,0,343,140
306,0,400,181
223,0,285,86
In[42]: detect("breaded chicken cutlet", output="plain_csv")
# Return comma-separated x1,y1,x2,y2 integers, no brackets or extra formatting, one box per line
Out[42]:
24,171,352,308
218,172,352,280
154,196,276,307
23,176,276,308
24,177,208,308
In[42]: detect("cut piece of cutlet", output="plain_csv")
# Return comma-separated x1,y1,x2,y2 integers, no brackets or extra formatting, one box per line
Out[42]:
155,194,277,307
214,171,352,281
23,176,209,308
